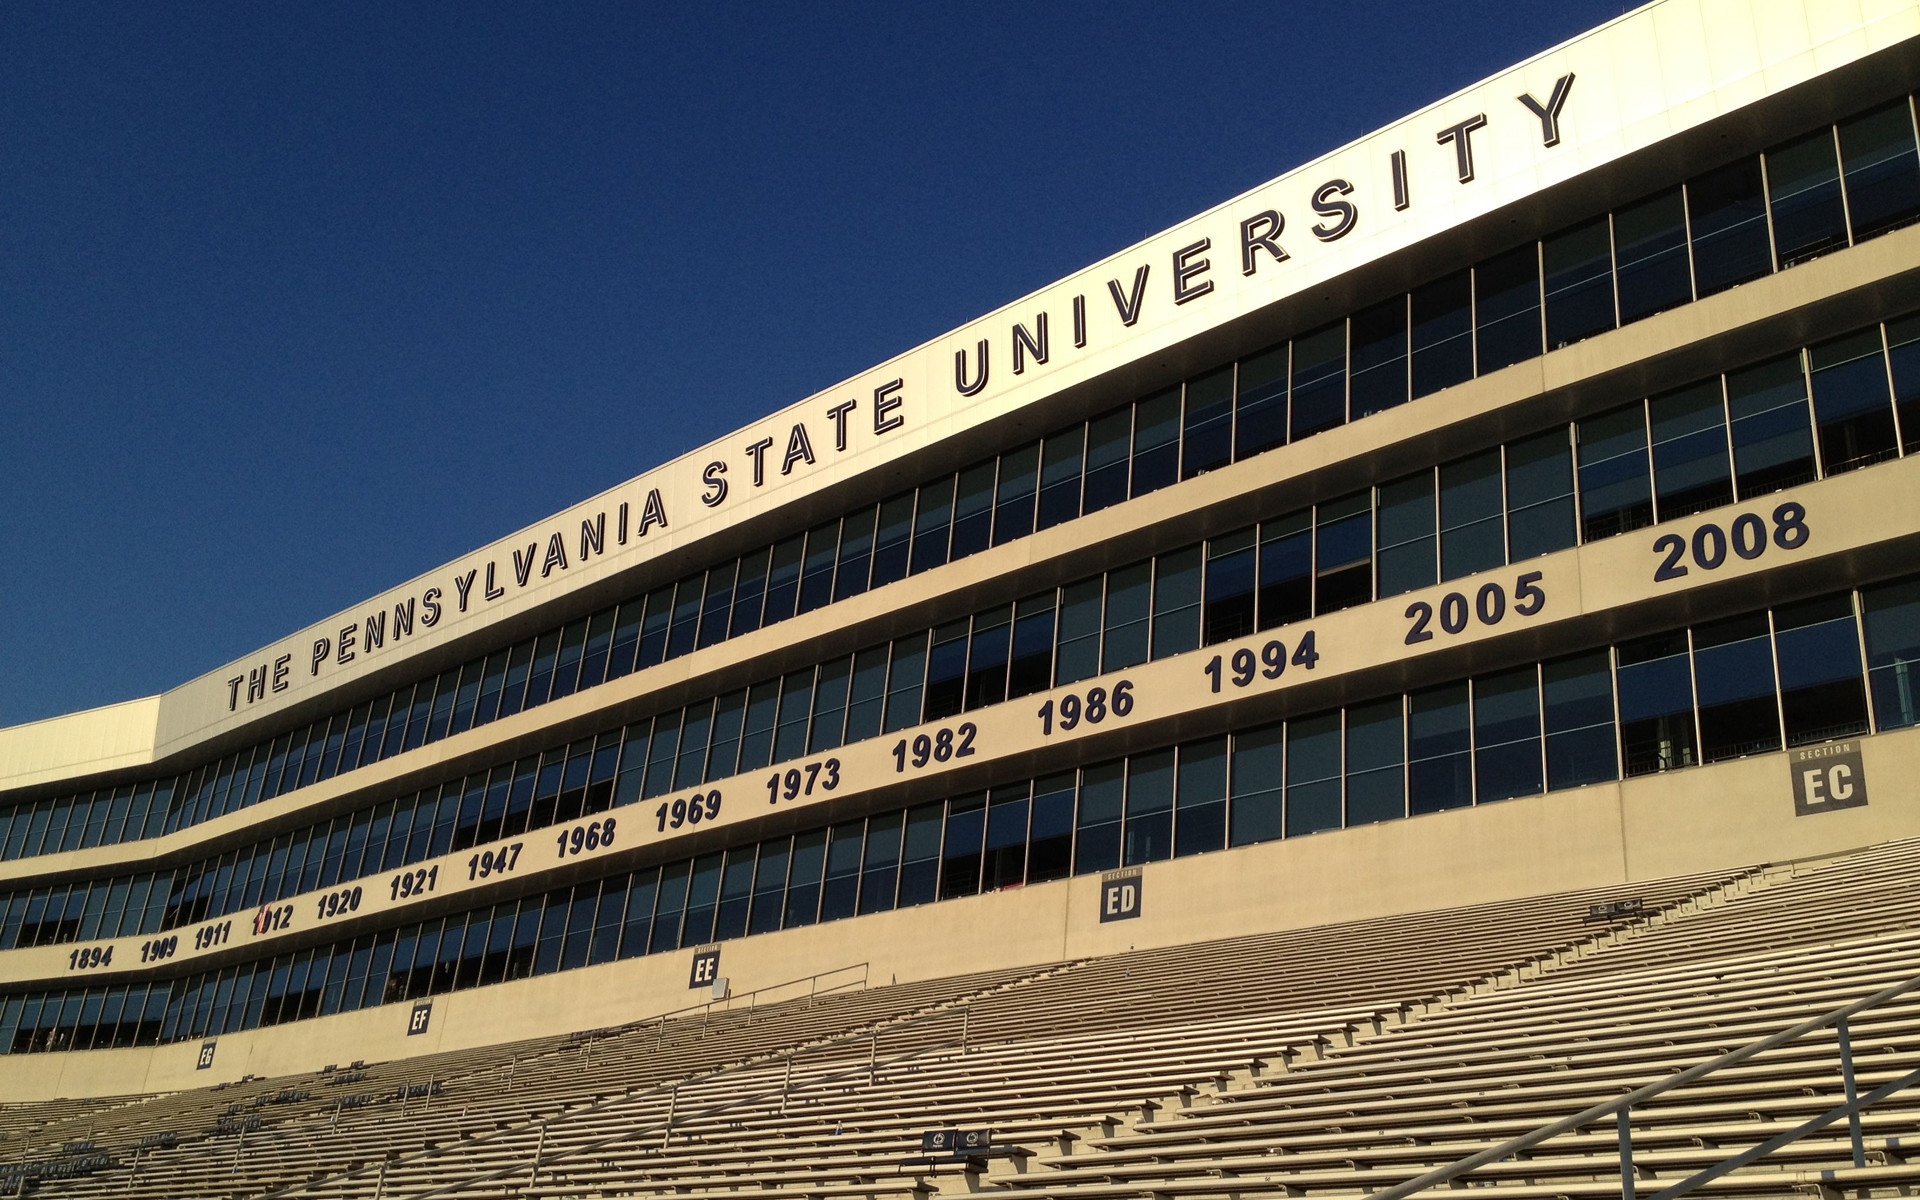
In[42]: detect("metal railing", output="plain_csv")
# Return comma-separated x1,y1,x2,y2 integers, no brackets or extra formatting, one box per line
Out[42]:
1367,969,1920,1200
402,1001,973,1200
262,982,964,1200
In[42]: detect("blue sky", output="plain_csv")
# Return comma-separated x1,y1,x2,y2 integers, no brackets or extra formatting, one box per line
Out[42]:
0,1,1627,727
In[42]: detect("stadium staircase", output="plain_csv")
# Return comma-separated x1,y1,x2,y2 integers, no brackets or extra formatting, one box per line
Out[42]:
6,839,1920,1199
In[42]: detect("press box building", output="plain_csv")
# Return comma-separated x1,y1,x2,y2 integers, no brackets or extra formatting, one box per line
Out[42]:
4,0,1920,1102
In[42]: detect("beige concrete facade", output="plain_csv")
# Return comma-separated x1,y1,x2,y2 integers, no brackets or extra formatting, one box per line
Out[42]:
6,0,1920,1108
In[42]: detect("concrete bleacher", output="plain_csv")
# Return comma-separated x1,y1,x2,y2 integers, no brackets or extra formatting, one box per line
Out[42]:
6,842,1919,1199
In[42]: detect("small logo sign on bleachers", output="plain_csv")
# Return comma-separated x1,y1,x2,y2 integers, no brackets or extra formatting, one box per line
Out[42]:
195,1041,217,1070
407,1000,433,1036
1100,868,1143,923
922,1128,994,1154
688,945,721,989
1791,741,1868,816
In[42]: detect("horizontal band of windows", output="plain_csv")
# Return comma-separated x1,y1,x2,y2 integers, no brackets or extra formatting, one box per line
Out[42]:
12,93,1919,858
9,574,1917,1053
10,310,1920,945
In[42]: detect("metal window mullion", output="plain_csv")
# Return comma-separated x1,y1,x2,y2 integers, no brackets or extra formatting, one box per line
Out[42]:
1607,210,1623,328
1685,627,1705,771
1466,676,1479,805
1679,177,1700,302
1832,123,1856,248
1880,321,1908,458
1641,397,1659,524
1803,348,1827,480
1469,264,1480,377
1766,607,1790,751
1758,150,1781,273
1535,238,1548,357
1343,313,1354,424
1403,291,1413,406
1851,587,1882,734
1720,372,1742,500
1498,443,1514,567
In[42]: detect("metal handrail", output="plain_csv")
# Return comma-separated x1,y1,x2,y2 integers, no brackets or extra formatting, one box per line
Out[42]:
1367,969,1920,1200
262,989,963,1200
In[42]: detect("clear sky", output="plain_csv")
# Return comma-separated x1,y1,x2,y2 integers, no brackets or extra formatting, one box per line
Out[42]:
0,1,1627,728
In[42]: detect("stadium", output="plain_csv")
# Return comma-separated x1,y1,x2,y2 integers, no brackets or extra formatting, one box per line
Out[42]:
6,0,1920,1195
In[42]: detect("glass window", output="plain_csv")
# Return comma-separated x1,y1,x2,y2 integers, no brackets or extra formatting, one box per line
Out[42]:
1182,367,1234,480
1027,773,1075,884
965,607,1012,711
729,549,770,640
809,659,851,753
1008,592,1057,699
1839,100,1920,241
1151,547,1203,661
1412,270,1474,397
1174,737,1228,856
1726,353,1817,498
993,444,1039,546
1688,156,1772,295
664,577,702,661
1285,714,1343,836
1808,330,1898,474
1886,314,1920,455
844,648,889,744
910,476,954,576
1473,667,1542,802
650,864,690,954
797,522,839,616
1617,632,1697,776
1132,388,1181,498
619,869,657,961
772,669,814,764
1074,762,1125,871
1692,614,1780,762
1767,128,1848,268
1204,529,1259,645
820,822,864,921
784,831,826,928
897,803,943,908
1543,651,1617,790
1290,323,1347,441
762,536,804,626
834,508,875,603
1345,697,1405,825
1864,577,1920,731
1576,404,1653,540
1408,683,1472,814
675,704,712,791
1773,594,1869,746
1037,427,1085,531
983,785,1030,891
1474,244,1542,373
747,839,789,936
706,691,747,783
714,848,756,939
1235,344,1289,460
923,620,969,722
1543,216,1616,348
1376,474,1435,598
1124,750,1175,864
858,812,902,915
1504,429,1577,561
1315,494,1372,613
1614,187,1692,324
1055,578,1104,686
1229,724,1285,846
1103,563,1153,672
870,493,915,588
1439,451,1505,581
738,681,780,771
1258,513,1313,628
1349,295,1408,418
1082,408,1132,515
883,634,927,734
950,461,996,561
1649,380,1733,520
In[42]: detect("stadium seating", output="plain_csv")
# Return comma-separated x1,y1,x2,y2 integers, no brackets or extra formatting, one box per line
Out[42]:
7,841,1920,1199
